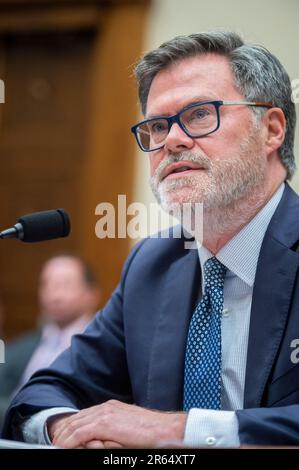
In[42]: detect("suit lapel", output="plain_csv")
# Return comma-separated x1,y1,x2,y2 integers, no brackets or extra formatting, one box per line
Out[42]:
244,239,299,407
147,243,200,411
244,184,299,408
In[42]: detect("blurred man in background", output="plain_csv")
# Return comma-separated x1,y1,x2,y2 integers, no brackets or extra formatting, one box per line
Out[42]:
0,254,100,429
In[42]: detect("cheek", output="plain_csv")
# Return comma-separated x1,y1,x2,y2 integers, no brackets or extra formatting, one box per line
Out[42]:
192,138,224,161
193,130,243,159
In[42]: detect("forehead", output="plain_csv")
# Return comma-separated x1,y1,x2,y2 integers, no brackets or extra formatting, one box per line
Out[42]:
146,53,240,115
41,257,83,281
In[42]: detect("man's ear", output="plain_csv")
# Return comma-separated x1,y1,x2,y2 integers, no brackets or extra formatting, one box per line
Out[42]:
263,107,286,156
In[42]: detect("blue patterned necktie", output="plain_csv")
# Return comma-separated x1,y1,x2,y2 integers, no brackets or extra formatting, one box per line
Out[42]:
183,257,227,411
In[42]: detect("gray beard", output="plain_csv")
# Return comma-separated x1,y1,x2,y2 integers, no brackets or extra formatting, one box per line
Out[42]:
150,128,267,218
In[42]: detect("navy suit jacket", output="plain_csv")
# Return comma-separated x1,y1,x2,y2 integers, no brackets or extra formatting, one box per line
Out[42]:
0,331,41,430
3,183,299,444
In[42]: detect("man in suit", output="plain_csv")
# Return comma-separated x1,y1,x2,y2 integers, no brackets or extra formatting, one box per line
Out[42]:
2,31,299,448
0,254,100,430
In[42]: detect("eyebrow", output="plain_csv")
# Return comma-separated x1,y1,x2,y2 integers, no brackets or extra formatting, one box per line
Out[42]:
146,95,219,119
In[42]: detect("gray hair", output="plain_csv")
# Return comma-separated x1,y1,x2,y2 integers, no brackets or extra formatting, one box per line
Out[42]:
134,31,296,179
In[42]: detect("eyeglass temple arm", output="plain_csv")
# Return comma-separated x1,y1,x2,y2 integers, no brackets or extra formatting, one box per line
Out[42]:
222,100,273,108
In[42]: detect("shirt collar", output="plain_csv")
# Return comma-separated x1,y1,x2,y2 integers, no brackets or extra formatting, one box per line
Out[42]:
197,183,285,287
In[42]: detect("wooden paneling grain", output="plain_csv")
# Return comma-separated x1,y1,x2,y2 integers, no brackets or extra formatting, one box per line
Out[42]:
0,1,149,339
0,31,95,337
77,2,149,305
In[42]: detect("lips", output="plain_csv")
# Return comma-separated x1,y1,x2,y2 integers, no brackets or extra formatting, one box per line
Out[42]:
162,162,203,180
171,166,192,174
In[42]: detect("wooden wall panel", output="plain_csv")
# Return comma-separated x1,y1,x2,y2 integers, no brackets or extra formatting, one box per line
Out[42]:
0,30,95,337
77,3,149,306
0,1,149,339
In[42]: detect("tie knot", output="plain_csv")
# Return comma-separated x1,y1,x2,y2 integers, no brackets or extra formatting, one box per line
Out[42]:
204,257,226,290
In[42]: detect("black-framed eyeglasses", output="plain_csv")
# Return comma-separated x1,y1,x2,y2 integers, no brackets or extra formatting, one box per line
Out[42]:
131,100,273,152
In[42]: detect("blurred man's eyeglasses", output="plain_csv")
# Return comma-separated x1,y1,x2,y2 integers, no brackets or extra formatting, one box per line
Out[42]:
131,100,273,152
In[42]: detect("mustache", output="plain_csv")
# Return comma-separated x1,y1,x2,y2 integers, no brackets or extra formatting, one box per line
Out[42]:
153,151,211,183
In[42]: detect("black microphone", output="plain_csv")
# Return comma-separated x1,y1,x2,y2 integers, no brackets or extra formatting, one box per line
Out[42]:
0,209,71,242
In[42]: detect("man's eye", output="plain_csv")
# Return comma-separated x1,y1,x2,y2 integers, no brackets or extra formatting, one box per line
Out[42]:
150,121,168,133
190,107,210,120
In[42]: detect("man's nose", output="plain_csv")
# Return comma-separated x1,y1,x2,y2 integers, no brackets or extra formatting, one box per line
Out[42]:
164,123,194,153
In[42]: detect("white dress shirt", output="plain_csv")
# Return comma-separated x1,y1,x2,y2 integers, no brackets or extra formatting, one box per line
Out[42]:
23,183,285,447
185,182,284,447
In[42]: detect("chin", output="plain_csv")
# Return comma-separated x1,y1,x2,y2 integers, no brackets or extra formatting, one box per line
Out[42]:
161,185,205,208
